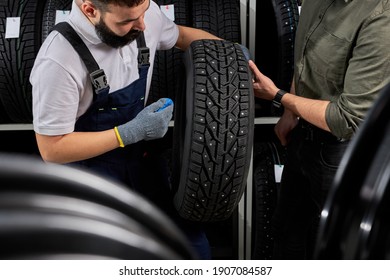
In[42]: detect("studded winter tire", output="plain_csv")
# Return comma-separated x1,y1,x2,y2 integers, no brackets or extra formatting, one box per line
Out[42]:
172,39,254,222
255,0,299,116
42,0,72,42
251,142,286,259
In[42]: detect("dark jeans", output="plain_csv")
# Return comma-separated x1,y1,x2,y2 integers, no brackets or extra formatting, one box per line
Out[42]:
272,122,350,259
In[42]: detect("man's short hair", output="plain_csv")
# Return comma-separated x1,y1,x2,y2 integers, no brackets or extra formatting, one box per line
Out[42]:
90,0,146,13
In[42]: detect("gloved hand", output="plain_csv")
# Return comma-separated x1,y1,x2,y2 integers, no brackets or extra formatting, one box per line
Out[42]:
116,98,173,146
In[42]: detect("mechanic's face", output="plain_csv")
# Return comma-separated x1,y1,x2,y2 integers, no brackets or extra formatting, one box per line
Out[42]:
95,17,141,48
94,0,150,48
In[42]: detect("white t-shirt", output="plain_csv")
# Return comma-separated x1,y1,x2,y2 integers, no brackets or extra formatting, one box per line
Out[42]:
31,0,179,135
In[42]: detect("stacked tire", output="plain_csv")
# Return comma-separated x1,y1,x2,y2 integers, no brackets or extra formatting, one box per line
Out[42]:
0,0,46,123
251,142,286,259
148,0,192,106
0,0,72,124
191,0,241,42
255,0,300,116
0,153,195,259
148,0,242,106
42,0,72,42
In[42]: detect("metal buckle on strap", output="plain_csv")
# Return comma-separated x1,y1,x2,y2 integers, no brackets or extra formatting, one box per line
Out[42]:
138,46,150,67
90,69,109,94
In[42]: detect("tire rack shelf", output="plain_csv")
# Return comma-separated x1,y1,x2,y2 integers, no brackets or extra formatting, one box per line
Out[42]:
0,117,279,130
0,124,34,131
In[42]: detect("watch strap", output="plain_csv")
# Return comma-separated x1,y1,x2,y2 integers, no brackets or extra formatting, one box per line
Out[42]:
272,89,287,108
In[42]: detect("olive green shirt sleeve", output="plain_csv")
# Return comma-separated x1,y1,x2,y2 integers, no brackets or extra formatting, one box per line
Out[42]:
326,4,390,139
294,0,390,140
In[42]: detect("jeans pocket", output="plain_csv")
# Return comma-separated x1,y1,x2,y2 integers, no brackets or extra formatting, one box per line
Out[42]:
319,142,349,169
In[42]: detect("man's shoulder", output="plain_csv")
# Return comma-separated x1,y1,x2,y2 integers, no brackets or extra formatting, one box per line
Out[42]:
381,0,390,10
364,0,390,25
40,30,74,56
33,27,85,79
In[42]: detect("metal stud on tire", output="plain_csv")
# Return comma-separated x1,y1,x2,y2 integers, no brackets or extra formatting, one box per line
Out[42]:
173,39,254,222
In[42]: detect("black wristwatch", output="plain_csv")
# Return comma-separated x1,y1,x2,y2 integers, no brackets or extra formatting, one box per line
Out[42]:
272,89,287,108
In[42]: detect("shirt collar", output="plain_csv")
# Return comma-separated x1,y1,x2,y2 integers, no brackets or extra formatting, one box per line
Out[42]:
68,1,102,45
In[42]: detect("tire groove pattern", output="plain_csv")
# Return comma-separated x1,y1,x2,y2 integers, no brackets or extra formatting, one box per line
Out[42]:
174,40,254,222
255,0,299,117
192,0,241,42
251,142,286,259
0,0,45,123
42,0,72,42
148,0,190,106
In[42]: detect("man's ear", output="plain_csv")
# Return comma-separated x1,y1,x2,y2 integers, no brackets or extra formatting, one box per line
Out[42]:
80,1,99,22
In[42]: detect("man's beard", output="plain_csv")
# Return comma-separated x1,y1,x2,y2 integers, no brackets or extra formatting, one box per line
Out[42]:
95,18,141,48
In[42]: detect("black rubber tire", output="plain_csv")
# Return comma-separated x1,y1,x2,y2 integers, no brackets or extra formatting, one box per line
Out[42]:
272,0,299,90
0,212,179,260
191,0,241,43
314,82,390,259
0,153,195,259
0,193,181,259
0,99,11,123
251,142,286,259
348,132,390,259
255,0,299,116
148,0,190,106
172,39,254,222
149,0,241,108
0,0,46,123
42,0,72,42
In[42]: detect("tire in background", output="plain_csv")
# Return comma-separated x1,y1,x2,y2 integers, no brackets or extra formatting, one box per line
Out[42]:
251,142,286,259
0,0,46,123
255,0,299,116
0,99,11,124
149,0,242,108
173,40,254,222
348,132,390,259
41,0,72,42
148,0,190,106
0,193,182,259
0,153,195,259
191,0,241,43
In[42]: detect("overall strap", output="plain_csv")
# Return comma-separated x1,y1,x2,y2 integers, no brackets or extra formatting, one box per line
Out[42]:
53,22,109,95
136,32,150,67
53,22,150,93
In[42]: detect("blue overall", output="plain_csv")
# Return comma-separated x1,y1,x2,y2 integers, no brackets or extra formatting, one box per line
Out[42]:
53,22,210,259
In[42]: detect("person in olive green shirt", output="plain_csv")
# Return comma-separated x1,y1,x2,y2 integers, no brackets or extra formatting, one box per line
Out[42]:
249,0,390,259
